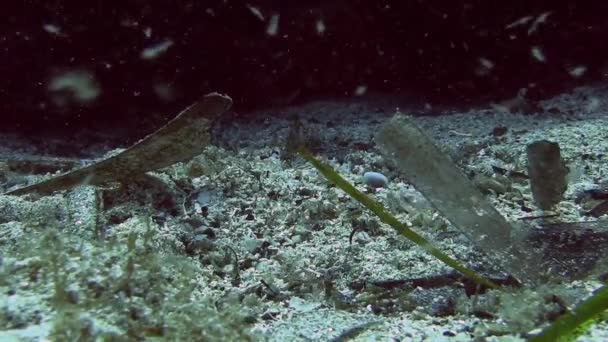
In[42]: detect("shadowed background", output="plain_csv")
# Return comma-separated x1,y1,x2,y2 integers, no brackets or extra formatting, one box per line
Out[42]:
2,0,607,136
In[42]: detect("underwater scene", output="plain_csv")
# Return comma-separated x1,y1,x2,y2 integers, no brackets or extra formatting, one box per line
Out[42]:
1,2,608,341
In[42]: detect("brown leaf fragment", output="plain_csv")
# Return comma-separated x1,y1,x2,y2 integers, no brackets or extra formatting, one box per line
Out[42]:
526,140,568,210
6,92,232,196
375,114,544,285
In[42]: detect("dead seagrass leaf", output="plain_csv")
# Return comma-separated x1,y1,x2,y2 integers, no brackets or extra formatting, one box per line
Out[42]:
6,92,232,196
375,114,544,285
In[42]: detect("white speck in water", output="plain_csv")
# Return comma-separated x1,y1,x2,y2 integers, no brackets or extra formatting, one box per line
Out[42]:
531,46,545,62
568,65,587,78
528,11,551,35
316,19,326,34
247,4,265,21
42,24,62,35
140,39,174,60
479,57,494,70
476,57,495,76
505,16,533,29
48,69,101,105
266,14,280,36
354,85,367,96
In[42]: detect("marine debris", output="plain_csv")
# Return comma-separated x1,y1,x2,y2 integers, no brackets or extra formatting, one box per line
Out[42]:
6,93,232,196
295,145,499,289
526,140,568,210
374,114,543,285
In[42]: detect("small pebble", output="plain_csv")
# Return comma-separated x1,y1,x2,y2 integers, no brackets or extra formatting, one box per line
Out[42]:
363,172,388,188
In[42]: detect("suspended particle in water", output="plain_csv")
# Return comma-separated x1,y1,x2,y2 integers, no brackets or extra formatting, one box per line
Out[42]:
140,39,174,60
247,4,265,21
266,14,279,36
505,16,533,29
531,46,545,62
316,19,326,35
48,69,101,106
354,85,367,96
528,11,551,35
568,65,587,78
475,57,495,76
42,23,63,36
